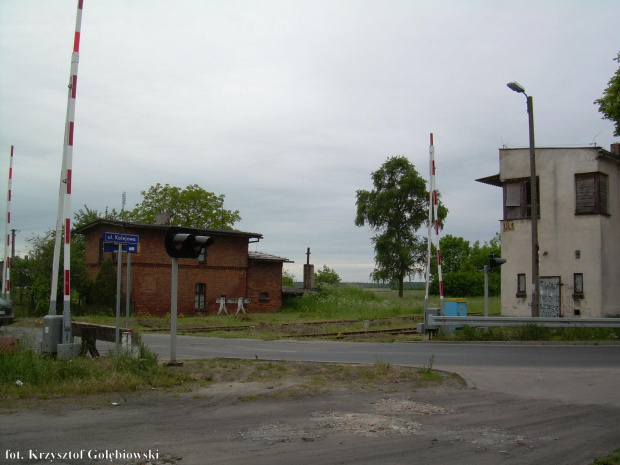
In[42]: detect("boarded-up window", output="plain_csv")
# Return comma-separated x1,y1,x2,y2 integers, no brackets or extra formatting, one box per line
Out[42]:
575,172,609,215
503,178,540,220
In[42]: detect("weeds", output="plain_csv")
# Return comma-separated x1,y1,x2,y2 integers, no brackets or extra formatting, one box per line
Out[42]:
0,339,190,402
592,448,620,465
419,355,435,374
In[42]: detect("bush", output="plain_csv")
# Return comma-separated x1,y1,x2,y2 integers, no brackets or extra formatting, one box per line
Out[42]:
429,271,500,297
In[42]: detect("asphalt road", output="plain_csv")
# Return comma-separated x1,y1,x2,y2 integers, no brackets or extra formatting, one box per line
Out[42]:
138,334,620,407
3,328,620,464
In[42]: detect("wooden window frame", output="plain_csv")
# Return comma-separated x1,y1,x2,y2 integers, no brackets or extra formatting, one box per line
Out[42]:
575,172,609,215
573,273,584,299
516,273,527,298
195,283,206,309
503,178,540,220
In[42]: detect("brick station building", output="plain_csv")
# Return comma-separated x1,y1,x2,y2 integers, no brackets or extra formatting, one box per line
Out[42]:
74,219,291,316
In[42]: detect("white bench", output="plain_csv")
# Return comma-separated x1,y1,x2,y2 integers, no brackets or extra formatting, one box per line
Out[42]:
215,297,251,316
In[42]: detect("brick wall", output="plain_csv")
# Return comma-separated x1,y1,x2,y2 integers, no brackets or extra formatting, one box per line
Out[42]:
79,223,283,316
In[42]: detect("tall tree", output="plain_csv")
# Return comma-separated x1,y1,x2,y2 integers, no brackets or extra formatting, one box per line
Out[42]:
127,183,241,229
594,51,620,137
355,156,447,297
436,234,471,274
74,205,124,229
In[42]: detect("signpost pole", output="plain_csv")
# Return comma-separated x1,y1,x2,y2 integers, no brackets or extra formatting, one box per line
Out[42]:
115,243,122,357
169,256,180,365
125,252,131,329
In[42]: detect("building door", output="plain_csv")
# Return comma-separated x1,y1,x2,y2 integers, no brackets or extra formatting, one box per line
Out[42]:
540,277,561,317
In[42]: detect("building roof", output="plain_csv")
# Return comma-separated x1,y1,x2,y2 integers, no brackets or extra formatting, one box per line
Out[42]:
249,251,293,263
475,173,501,187
476,145,620,188
73,219,264,240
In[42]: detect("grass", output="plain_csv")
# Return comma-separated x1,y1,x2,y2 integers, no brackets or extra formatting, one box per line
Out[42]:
12,286,619,342
58,286,499,331
437,324,620,342
0,337,191,404
592,449,620,465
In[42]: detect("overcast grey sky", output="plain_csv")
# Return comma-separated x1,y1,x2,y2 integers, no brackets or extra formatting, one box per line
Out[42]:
0,0,618,282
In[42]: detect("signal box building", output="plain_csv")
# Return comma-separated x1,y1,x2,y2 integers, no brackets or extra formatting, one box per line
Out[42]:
477,144,620,318
74,219,291,316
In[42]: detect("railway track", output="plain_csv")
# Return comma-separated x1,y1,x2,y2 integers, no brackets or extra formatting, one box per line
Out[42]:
140,315,424,339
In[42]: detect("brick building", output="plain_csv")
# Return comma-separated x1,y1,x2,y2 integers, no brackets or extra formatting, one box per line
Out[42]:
74,219,291,316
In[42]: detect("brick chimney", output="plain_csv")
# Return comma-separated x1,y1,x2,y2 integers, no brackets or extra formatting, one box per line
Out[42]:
611,143,620,156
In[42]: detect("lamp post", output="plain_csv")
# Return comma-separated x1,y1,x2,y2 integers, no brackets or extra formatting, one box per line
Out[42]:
507,81,539,317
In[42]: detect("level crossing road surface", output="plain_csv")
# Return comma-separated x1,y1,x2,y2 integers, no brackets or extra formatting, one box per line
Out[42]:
3,327,620,464
137,334,620,407
5,327,620,406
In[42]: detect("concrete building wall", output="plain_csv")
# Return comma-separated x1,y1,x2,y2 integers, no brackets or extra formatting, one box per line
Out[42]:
498,147,619,318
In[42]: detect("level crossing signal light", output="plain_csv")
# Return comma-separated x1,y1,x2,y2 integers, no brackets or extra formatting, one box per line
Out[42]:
164,227,214,259
489,254,507,269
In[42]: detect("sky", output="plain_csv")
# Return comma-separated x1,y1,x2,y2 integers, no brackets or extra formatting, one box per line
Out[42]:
0,0,618,283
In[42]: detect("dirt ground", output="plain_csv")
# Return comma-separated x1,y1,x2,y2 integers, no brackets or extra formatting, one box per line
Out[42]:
2,360,618,465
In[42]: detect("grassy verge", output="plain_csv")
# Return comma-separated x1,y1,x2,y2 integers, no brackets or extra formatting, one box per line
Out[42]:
592,448,620,465
0,338,191,405
437,324,620,342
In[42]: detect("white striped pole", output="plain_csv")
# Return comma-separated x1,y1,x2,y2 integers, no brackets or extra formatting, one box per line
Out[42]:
2,145,14,302
430,134,444,312
60,0,84,343
424,138,433,311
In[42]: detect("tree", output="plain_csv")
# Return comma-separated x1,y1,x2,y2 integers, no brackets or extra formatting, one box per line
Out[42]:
355,156,447,297
314,265,341,287
128,183,241,229
429,234,501,297
594,51,620,137
282,270,296,287
11,230,88,314
436,234,471,274
74,205,124,229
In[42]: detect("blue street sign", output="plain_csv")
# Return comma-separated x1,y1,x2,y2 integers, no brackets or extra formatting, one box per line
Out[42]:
103,243,139,254
102,232,140,245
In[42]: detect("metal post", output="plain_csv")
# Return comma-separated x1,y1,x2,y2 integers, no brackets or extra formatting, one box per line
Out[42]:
115,243,122,357
125,252,131,328
484,265,489,318
526,96,540,318
169,257,179,365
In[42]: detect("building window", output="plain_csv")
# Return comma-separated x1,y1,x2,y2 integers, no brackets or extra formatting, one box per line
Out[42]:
198,247,207,263
575,172,609,215
503,178,540,220
573,273,584,299
195,283,206,309
259,292,269,302
517,274,527,298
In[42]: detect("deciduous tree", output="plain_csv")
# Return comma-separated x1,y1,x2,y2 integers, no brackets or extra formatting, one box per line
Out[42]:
128,183,241,229
594,51,620,137
355,156,447,297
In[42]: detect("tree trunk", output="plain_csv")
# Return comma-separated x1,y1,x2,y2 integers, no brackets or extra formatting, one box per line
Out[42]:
398,276,404,298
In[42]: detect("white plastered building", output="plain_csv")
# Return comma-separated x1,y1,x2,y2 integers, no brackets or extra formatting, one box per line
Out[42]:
477,144,620,318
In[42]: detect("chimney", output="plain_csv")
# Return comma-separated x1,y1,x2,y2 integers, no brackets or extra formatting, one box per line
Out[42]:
611,143,620,156
156,212,172,225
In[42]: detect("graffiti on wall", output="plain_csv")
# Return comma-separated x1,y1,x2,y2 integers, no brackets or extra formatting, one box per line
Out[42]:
539,277,560,317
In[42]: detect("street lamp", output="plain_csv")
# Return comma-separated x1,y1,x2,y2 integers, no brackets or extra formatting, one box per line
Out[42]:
507,81,540,317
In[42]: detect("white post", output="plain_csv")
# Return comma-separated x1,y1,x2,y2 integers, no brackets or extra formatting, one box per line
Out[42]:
3,145,14,303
